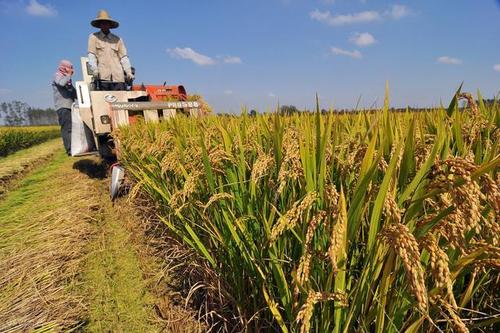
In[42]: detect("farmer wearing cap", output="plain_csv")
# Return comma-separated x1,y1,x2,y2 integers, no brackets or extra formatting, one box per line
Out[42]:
87,10,133,91
52,60,76,155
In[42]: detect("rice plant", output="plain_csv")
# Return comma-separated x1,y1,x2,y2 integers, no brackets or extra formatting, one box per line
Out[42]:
0,126,60,157
116,88,499,332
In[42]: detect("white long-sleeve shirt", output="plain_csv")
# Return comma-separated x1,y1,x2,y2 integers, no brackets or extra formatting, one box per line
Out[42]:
88,31,132,82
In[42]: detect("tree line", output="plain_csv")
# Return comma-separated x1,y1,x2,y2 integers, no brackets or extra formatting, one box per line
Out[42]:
0,101,58,126
245,99,498,116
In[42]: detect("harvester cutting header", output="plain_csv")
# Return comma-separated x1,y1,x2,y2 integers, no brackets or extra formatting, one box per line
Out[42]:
74,62,202,158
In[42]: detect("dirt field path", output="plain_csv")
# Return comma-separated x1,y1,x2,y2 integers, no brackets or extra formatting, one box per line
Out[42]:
0,147,201,332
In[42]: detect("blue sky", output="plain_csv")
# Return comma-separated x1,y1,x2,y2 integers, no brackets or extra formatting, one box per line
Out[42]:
0,0,499,112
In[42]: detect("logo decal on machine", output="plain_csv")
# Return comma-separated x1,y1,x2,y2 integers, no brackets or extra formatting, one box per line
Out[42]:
104,94,118,103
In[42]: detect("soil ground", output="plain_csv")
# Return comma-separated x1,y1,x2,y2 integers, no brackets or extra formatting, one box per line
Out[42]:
0,145,202,332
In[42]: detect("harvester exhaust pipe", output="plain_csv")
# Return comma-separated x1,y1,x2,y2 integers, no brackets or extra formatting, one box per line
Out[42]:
110,163,125,200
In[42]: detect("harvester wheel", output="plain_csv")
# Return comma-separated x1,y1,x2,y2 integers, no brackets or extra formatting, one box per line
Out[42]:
97,135,116,162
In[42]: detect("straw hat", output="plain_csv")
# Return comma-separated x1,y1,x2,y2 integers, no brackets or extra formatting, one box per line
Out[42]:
91,10,119,29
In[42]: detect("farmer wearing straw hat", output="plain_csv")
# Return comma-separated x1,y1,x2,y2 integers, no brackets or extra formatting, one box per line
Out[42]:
87,10,133,91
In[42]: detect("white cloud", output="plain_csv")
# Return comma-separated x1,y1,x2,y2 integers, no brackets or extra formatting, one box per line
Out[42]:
269,93,277,98
331,47,362,59
224,90,233,95
167,49,242,66
386,4,410,19
493,64,500,72
350,32,377,47
0,88,12,95
310,9,381,26
310,5,411,26
167,47,215,66
437,56,462,65
26,0,57,17
223,56,242,64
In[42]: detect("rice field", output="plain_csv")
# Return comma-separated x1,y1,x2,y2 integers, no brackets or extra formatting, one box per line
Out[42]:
0,138,61,196
0,126,60,157
116,88,499,332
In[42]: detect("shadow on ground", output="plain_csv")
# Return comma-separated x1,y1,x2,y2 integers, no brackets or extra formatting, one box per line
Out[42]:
73,159,108,179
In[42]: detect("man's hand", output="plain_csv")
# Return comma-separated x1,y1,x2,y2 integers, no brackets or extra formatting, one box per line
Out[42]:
126,72,134,81
92,69,99,78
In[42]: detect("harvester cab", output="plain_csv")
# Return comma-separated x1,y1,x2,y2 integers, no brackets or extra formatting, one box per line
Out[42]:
74,56,201,159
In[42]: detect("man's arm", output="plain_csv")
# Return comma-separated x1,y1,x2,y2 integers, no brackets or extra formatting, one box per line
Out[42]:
54,73,71,87
118,38,133,80
87,34,98,76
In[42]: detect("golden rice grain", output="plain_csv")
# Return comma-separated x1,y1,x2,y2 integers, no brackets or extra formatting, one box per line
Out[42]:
296,291,348,333
277,128,303,194
380,223,428,312
419,235,455,307
297,211,327,286
270,192,318,242
251,153,275,184
203,193,234,213
328,194,346,274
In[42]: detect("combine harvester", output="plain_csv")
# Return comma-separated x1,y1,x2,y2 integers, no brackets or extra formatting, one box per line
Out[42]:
72,57,203,198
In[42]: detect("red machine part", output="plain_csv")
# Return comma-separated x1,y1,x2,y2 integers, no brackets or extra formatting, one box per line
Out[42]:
131,85,187,101
127,85,188,124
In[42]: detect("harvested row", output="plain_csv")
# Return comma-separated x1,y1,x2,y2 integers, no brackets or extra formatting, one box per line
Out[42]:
78,156,204,332
0,148,205,331
0,151,95,331
0,126,60,157
116,91,499,332
0,138,62,196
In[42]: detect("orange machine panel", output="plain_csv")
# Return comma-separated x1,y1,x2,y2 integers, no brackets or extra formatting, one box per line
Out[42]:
132,85,187,101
